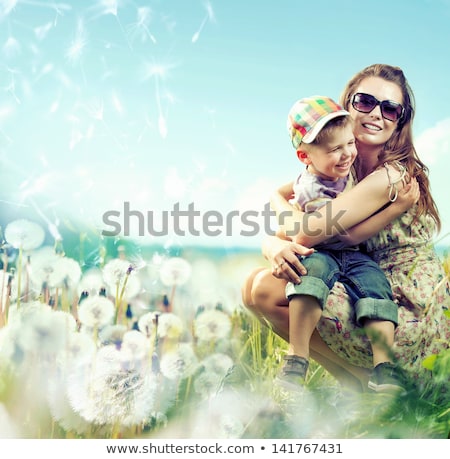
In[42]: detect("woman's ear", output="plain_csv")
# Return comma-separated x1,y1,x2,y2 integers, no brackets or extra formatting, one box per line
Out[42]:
296,149,311,165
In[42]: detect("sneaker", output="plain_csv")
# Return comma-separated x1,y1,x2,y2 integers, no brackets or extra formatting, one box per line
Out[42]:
368,362,406,395
275,355,309,391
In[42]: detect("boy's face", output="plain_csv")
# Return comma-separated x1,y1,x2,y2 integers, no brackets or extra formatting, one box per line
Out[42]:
298,123,357,181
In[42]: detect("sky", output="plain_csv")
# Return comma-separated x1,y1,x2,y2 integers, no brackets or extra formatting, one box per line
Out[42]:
1,0,450,250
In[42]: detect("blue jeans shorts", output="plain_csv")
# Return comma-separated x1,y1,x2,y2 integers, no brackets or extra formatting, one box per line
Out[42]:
285,249,398,327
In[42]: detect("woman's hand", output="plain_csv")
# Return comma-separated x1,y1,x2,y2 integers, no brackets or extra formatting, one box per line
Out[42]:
262,236,314,284
392,177,420,212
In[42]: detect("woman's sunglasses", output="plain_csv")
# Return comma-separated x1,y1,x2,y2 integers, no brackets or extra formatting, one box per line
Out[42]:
351,93,404,122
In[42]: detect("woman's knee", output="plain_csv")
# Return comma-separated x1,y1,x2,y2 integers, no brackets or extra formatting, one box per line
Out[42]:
241,267,287,313
241,267,267,310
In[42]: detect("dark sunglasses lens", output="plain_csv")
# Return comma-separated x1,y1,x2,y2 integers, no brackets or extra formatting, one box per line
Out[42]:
380,101,403,121
353,94,377,112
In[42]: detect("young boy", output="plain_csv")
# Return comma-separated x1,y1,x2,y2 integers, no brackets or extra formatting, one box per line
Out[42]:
276,95,406,394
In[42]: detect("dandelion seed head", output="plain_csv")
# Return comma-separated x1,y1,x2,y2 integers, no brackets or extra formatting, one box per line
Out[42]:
193,371,222,397
16,307,68,355
77,295,115,329
101,258,142,300
98,324,127,347
157,312,184,339
159,257,192,287
67,344,157,426
77,268,104,297
29,250,65,288
202,352,234,377
52,310,78,333
57,331,97,368
6,300,49,327
159,342,198,380
102,258,131,286
47,381,93,435
121,329,148,360
194,309,232,342
4,219,45,251
189,389,261,438
137,311,156,337
53,256,82,288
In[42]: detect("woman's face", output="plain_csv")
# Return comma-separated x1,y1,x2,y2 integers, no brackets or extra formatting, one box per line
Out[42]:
349,76,403,149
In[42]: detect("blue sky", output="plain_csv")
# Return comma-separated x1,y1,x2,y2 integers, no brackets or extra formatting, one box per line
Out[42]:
1,0,449,249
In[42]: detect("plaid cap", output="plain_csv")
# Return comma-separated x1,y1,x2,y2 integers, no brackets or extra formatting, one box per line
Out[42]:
287,96,349,149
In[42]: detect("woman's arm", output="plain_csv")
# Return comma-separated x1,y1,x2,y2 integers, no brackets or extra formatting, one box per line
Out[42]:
339,178,419,245
271,164,409,247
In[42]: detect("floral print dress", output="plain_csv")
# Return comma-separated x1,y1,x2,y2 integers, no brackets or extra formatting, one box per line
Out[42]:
316,163,450,396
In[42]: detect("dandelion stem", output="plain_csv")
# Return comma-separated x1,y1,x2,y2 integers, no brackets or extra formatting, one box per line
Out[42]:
16,245,23,309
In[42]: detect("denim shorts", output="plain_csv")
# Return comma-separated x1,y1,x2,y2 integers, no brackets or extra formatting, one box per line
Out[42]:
285,249,398,326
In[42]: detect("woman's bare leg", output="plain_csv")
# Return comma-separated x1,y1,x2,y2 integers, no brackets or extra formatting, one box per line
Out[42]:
242,267,370,391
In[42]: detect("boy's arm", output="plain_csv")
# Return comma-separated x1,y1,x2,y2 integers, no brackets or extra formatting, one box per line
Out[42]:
338,178,420,245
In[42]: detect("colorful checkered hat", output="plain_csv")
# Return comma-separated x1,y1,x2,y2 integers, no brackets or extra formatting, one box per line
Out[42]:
287,96,349,149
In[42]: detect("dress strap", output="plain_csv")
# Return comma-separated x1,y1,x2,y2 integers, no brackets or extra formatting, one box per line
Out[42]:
383,161,408,202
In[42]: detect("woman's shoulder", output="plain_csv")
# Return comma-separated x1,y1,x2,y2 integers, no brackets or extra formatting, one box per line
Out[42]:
368,160,406,178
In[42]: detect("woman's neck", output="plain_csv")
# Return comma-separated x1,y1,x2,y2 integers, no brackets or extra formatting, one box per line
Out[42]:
355,143,382,178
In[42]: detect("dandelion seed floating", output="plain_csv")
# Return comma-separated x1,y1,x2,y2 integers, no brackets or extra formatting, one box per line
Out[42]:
191,1,215,43
126,6,157,45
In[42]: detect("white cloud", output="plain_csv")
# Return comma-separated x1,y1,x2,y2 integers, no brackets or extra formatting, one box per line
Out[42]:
415,118,450,165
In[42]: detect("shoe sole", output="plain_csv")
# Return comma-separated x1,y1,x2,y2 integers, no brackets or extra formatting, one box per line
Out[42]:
368,381,406,395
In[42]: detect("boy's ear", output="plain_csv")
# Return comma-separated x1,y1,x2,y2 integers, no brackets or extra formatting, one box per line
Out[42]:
296,149,311,165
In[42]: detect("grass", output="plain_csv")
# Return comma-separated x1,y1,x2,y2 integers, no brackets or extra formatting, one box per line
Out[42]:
0,223,449,439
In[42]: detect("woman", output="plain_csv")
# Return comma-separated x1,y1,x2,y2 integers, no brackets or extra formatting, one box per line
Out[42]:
242,64,450,396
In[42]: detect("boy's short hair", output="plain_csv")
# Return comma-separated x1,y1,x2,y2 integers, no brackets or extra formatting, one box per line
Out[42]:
287,96,350,149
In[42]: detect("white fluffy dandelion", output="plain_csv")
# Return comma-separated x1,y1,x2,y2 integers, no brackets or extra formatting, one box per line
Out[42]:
102,258,141,300
77,268,105,297
202,352,234,377
98,324,127,347
77,295,115,329
4,219,45,251
193,309,232,342
67,344,157,427
159,257,191,287
157,312,183,339
102,258,130,286
194,353,234,398
159,342,198,380
137,311,157,338
121,329,149,361
56,331,97,369
15,306,68,355
28,247,62,288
